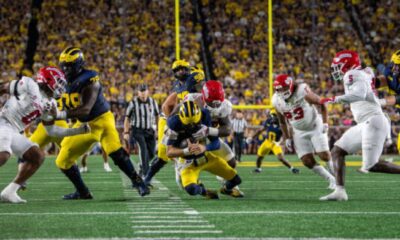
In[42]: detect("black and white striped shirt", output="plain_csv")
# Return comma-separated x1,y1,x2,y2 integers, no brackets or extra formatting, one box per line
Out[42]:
232,118,247,133
126,97,159,130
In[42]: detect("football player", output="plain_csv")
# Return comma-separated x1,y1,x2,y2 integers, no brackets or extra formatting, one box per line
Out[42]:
144,60,204,185
272,74,336,191
0,66,90,203
320,50,400,201
166,101,242,199
250,109,299,174
53,47,149,199
376,49,400,105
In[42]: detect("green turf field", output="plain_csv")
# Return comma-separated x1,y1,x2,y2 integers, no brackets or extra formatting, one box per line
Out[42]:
1,154,400,239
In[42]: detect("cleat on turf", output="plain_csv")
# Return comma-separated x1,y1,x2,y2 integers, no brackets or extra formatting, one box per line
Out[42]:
63,191,93,200
253,168,262,173
220,187,244,198
320,188,348,201
291,168,300,174
103,163,112,172
0,190,27,203
204,189,219,199
133,176,150,197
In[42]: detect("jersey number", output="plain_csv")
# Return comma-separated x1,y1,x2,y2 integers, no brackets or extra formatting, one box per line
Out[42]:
22,110,41,124
283,107,304,120
268,132,276,142
62,93,80,109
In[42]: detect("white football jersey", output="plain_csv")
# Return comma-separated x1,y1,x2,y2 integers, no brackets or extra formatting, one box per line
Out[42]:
340,68,382,123
272,83,318,131
185,93,232,119
1,76,53,132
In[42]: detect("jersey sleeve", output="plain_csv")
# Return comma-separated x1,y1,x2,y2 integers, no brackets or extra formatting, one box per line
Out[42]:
166,115,181,146
126,101,134,117
336,71,368,103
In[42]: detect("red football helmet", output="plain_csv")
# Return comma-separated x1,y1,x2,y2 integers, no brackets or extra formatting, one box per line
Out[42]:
273,74,294,100
36,66,67,98
331,50,361,81
202,80,224,108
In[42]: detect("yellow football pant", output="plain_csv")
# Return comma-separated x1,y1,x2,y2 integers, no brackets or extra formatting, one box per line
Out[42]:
157,117,172,161
180,152,237,188
257,139,283,157
55,111,121,169
30,120,69,148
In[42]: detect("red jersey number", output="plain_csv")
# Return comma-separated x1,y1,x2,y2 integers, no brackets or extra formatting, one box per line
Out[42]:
284,107,304,121
21,110,41,125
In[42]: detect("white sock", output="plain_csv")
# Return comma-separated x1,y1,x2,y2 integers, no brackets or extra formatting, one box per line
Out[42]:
326,159,335,174
312,165,335,182
4,182,21,193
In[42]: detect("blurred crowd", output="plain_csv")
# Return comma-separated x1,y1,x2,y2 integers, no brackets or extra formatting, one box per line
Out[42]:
0,0,399,153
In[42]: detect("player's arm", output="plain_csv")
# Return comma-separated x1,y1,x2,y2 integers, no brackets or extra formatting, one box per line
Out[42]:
304,88,328,124
42,121,90,137
0,80,10,94
162,92,178,117
212,116,232,137
56,81,100,119
276,111,291,139
320,78,367,104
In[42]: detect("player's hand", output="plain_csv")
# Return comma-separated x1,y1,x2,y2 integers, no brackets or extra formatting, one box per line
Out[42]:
246,137,253,145
44,101,58,118
81,123,91,133
322,123,329,134
319,96,336,105
285,138,294,152
123,132,130,142
192,125,209,140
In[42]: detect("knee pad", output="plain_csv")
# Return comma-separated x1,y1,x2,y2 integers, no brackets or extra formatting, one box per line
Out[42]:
226,174,241,189
109,147,130,165
184,183,204,196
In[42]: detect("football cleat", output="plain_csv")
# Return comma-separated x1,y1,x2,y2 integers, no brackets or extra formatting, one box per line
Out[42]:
253,168,262,174
319,188,348,201
204,189,219,199
63,191,93,200
290,167,300,174
103,163,112,172
328,178,337,190
79,167,88,173
220,187,244,198
133,177,150,197
0,190,27,203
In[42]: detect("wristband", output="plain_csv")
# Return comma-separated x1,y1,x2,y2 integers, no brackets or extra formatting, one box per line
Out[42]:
56,111,67,119
183,148,190,156
208,127,219,137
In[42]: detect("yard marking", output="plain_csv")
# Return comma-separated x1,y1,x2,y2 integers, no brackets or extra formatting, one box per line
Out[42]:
132,225,215,228
134,230,223,234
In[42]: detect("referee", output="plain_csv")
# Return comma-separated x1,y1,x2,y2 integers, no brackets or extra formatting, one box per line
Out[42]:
124,84,159,177
232,110,248,162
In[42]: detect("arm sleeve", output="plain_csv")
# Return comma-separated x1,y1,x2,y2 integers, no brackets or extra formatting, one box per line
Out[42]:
125,101,133,118
336,80,367,103
44,125,87,137
206,136,221,151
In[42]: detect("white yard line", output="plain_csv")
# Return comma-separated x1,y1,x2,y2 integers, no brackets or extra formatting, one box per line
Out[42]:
3,210,400,216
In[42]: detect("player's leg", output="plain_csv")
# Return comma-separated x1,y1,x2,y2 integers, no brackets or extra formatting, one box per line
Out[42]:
100,112,149,196
79,152,89,173
143,132,156,177
312,120,335,173
320,124,362,201
101,145,112,172
294,130,335,188
1,130,44,203
360,115,400,173
204,152,243,198
144,118,170,185
254,140,270,173
181,163,219,199
272,143,299,174
56,132,96,200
